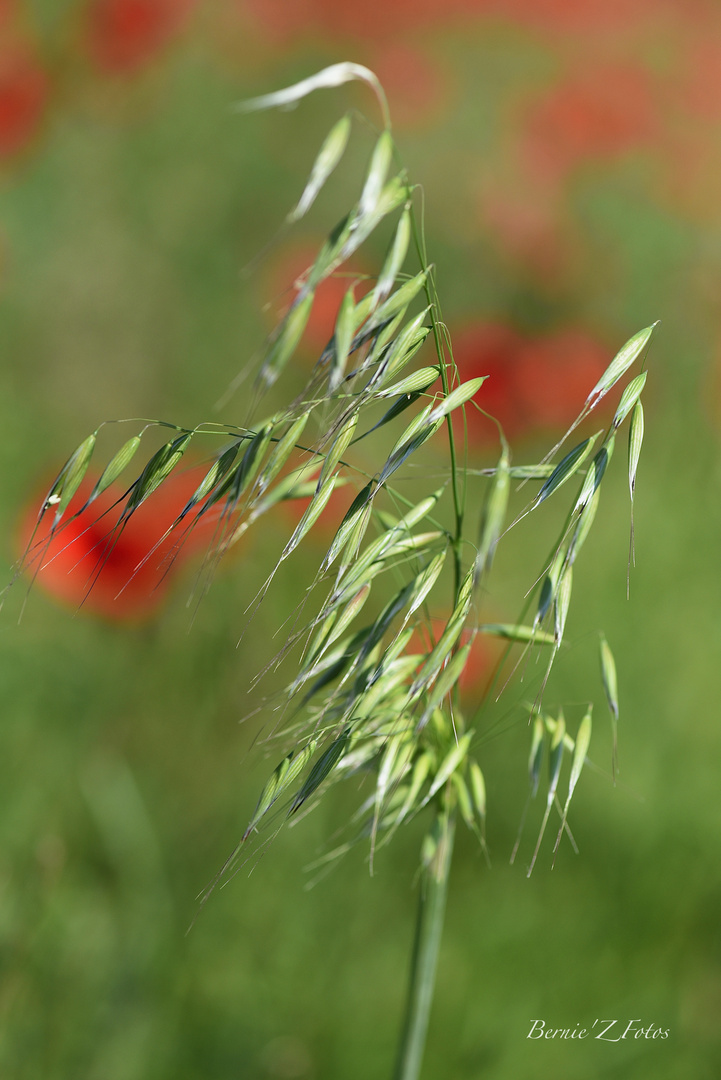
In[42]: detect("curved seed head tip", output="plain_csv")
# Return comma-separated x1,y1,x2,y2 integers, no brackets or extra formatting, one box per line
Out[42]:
236,62,390,129
586,323,657,408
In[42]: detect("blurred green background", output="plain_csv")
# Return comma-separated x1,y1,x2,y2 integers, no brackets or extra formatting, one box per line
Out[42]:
2,2,721,1078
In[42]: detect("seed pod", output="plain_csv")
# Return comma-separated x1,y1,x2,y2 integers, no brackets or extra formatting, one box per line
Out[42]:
613,371,647,429
425,732,473,803
127,431,193,512
475,445,510,581
88,435,142,505
585,323,657,409
53,433,97,524
288,113,352,222
243,739,318,839
258,414,309,495
288,727,352,814
260,289,315,389
373,207,411,306
428,377,485,422
359,130,394,217
553,709,592,860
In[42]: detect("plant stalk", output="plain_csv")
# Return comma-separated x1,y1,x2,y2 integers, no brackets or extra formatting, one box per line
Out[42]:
393,809,456,1080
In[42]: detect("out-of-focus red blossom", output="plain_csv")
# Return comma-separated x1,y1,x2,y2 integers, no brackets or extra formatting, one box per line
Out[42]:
17,465,224,621
677,39,721,121
86,0,196,74
459,633,496,700
241,0,659,43
479,182,567,280
408,621,496,702
522,65,659,184
262,244,373,360
452,322,609,443
242,0,453,43
493,0,664,33
0,0,16,29
0,44,49,159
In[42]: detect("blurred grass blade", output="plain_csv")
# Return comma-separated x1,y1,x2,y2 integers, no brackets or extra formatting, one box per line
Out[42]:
289,113,352,222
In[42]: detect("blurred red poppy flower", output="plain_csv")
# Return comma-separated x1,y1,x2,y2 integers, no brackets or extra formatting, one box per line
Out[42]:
677,39,721,122
452,321,609,443
86,0,196,74
407,620,496,704
522,64,658,184
242,0,447,44
491,0,658,34
0,44,49,159
16,464,224,621
261,243,373,363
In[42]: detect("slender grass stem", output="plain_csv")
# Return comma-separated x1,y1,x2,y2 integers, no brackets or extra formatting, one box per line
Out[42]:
409,209,464,602
393,809,456,1080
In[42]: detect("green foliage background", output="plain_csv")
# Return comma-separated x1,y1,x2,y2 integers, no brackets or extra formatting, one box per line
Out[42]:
1,7,720,1078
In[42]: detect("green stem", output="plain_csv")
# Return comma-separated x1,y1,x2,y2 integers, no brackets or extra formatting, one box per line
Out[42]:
409,209,464,601
393,810,456,1080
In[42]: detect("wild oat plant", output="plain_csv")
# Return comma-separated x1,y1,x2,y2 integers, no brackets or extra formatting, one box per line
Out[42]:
13,64,654,1080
